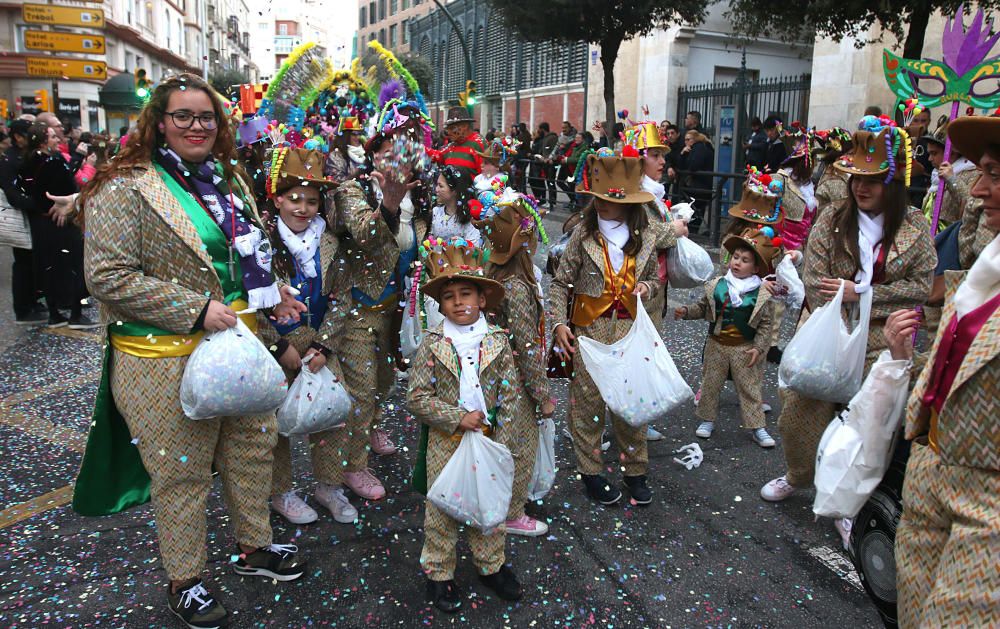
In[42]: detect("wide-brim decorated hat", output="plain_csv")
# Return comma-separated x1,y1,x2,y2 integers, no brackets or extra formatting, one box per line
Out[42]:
267,147,337,197
419,237,504,311
948,115,1000,165
476,136,520,164
723,226,782,276
833,117,912,183
781,129,811,164
474,193,548,265
729,167,783,225
624,121,668,152
811,127,852,161
576,154,655,204
445,106,475,126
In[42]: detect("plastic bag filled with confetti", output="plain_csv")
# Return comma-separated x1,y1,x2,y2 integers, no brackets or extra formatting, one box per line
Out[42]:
276,363,352,436
813,351,909,519
180,319,287,420
528,417,557,501
773,253,805,308
577,295,694,426
427,430,514,534
399,303,424,360
666,237,715,288
779,280,872,404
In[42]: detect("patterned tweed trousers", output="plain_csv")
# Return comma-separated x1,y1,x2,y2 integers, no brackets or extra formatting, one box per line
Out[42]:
568,316,648,476
504,399,539,520
696,338,766,429
336,305,396,473
777,323,884,488
421,429,506,581
896,443,1000,628
111,349,276,581
271,335,350,495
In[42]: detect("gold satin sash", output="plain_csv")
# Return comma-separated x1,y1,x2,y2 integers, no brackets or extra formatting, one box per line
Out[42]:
110,299,258,358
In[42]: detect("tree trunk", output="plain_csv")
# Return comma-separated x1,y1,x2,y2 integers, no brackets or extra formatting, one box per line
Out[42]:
600,34,622,148
902,1,930,60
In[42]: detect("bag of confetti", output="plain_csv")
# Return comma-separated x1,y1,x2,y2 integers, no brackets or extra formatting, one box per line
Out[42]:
774,253,805,309
180,319,287,420
779,280,873,404
666,237,715,288
528,417,557,501
427,430,514,534
276,363,352,436
813,351,909,519
577,295,694,427
399,304,424,359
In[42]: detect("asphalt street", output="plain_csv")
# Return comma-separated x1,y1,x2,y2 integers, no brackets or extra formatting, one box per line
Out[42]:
0,214,883,628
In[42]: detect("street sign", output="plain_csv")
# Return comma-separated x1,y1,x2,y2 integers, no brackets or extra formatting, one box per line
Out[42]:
25,31,106,54
26,57,107,81
22,4,105,28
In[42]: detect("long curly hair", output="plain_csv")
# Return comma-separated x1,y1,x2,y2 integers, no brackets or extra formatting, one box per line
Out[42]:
78,73,245,216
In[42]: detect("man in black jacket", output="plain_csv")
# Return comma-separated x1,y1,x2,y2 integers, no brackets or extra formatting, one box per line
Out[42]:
0,119,45,325
763,116,787,173
529,122,558,206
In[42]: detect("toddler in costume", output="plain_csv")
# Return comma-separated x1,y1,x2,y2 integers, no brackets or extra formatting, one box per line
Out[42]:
406,239,524,613
676,228,779,447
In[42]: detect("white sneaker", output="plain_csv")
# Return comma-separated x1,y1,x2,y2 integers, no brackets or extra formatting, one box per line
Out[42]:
762,402,772,413
751,428,776,448
314,483,358,523
271,491,318,524
760,476,797,502
834,518,853,551
646,426,664,441
695,421,714,438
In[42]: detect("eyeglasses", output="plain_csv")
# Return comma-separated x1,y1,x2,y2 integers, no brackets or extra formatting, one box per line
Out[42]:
163,110,218,130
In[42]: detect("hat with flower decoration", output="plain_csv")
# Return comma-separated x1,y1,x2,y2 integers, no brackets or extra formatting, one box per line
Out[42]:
728,166,784,225
418,237,504,310
833,115,913,185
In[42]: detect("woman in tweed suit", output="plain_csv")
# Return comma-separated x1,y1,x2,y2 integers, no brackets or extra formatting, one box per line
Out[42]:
760,122,936,548
74,74,306,628
890,115,1000,629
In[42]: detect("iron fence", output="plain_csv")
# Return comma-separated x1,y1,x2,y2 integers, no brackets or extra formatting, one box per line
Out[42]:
677,74,812,140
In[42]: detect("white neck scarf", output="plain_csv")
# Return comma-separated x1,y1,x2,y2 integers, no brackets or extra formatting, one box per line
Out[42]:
854,210,885,294
277,214,326,278
723,270,762,307
640,174,670,221
954,234,1000,319
930,156,978,189
597,217,630,273
799,180,817,212
443,313,490,416
347,144,366,166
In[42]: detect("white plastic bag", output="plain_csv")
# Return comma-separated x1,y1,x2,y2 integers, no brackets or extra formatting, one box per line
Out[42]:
577,295,694,426
527,418,557,501
180,319,287,420
427,430,514,533
666,237,715,288
422,295,445,331
276,363,352,436
774,253,805,309
813,351,910,518
779,281,872,403
399,305,423,359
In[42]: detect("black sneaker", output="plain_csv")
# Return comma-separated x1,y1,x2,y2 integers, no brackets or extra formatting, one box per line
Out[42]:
425,578,462,613
581,474,622,505
15,311,47,326
167,580,229,629
47,313,68,328
624,475,653,506
231,544,306,582
68,314,100,329
478,565,522,601
766,346,783,364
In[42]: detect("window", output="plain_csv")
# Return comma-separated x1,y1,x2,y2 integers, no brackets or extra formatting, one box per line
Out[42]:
389,23,397,47
378,0,385,21
402,18,408,44
359,7,366,28
390,0,398,15
278,23,288,35
258,21,268,30
402,0,409,8
379,27,385,44
165,10,171,48
369,3,376,24
145,2,153,28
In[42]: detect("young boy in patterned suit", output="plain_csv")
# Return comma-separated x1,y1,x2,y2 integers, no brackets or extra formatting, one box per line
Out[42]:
406,239,523,613
675,227,779,448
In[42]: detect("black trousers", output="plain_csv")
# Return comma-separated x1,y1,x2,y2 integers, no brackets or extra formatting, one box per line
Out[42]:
10,246,38,318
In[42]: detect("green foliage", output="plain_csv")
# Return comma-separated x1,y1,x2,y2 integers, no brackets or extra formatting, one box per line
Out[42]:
209,68,250,100
360,48,434,97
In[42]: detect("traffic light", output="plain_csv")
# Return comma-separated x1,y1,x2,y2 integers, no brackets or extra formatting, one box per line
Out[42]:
0,99,8,121
465,80,478,106
33,89,50,112
458,90,468,107
134,68,151,99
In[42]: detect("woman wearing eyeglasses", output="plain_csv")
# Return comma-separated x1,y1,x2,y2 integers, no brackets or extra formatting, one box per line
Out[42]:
73,74,307,629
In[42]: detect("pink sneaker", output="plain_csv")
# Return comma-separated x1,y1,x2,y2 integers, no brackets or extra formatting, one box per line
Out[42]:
370,428,397,455
343,469,386,500
505,515,549,537
834,518,853,551
760,476,797,502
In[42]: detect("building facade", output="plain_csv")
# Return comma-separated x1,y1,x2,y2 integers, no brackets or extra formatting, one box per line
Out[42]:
357,0,434,55
204,0,257,82
408,0,588,134
248,0,335,83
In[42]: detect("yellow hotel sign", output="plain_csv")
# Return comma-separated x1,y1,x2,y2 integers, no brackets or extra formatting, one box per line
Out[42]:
26,57,108,81
22,4,105,28
25,31,106,55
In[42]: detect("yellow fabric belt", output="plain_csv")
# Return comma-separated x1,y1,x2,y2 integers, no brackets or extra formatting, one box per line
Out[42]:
928,408,940,454
110,299,258,358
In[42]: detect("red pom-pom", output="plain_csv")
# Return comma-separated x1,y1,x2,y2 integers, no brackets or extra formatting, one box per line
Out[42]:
771,237,783,248
664,199,672,208
759,174,772,185
468,199,483,219
622,145,639,157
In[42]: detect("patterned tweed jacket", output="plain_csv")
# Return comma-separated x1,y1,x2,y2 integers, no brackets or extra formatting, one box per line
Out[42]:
921,167,979,226
548,220,670,330
958,200,999,270
801,205,936,323
84,163,271,335
406,324,520,439
814,166,849,217
773,170,810,222
905,271,1000,470
681,276,777,353
493,277,550,410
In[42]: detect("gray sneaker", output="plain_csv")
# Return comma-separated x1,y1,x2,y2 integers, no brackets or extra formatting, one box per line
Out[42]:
695,421,714,438
646,426,664,441
752,428,776,448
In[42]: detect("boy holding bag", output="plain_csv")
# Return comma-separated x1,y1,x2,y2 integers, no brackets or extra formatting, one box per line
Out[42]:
406,238,524,612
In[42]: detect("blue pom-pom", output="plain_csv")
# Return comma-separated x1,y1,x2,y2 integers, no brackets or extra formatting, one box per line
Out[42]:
760,226,775,238
768,180,783,194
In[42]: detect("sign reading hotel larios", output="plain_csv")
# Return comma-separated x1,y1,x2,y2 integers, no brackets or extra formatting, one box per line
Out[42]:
22,4,106,28
25,30,106,54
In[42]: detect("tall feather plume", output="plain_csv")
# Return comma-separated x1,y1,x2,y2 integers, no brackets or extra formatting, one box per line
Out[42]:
379,79,405,109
